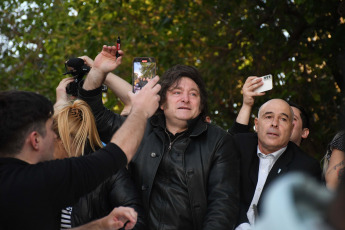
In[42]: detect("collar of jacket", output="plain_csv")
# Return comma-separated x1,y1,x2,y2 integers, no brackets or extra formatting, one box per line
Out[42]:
150,111,207,137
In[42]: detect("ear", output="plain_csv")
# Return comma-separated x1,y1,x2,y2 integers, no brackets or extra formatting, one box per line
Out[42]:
301,128,310,139
254,118,258,132
29,131,40,151
160,103,165,111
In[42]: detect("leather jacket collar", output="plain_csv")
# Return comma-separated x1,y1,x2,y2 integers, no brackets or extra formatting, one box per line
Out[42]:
150,112,207,137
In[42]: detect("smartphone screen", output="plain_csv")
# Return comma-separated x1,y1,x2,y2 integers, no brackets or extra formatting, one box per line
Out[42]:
132,57,156,94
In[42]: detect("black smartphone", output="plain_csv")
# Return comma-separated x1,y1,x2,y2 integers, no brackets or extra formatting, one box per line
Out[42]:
132,57,156,94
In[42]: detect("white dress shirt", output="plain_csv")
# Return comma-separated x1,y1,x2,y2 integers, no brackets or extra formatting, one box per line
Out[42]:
235,146,286,230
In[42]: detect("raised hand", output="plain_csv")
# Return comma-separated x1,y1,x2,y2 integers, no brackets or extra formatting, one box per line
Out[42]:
235,76,265,125
128,76,161,119
242,76,265,107
54,77,75,110
93,45,123,74
83,46,124,91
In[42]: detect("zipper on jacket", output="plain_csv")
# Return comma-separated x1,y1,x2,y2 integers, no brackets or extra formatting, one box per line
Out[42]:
165,128,184,151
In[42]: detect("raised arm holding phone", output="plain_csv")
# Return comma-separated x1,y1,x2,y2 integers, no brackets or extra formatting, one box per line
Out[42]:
82,45,161,161
235,76,265,126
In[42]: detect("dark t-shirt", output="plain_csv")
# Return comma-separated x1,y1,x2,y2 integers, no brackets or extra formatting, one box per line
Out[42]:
0,143,127,230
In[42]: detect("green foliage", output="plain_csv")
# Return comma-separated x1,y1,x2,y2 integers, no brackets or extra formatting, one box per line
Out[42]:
1,0,345,159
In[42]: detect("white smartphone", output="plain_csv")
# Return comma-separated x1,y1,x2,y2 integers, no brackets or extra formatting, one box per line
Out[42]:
132,57,156,94
254,74,273,93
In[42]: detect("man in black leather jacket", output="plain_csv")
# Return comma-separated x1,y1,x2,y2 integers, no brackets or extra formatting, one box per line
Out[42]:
80,63,240,230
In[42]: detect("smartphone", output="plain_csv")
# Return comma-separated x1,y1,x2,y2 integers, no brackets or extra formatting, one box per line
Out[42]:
254,74,273,93
132,57,156,94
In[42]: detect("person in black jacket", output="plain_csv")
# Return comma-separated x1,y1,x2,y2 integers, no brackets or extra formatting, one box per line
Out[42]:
80,60,240,229
232,99,321,230
53,79,146,229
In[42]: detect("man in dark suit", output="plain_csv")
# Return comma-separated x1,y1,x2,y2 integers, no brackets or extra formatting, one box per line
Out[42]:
233,98,321,230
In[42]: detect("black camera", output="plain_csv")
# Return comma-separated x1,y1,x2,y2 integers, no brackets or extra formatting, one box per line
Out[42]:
63,58,108,96
63,58,91,96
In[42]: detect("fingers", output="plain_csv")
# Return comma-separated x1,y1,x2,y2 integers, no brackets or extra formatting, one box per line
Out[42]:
57,77,74,88
55,78,76,108
127,75,161,118
126,208,138,229
115,50,124,65
102,45,117,56
115,54,122,65
56,78,74,98
247,76,263,89
79,56,94,67
111,220,125,229
112,207,137,229
245,76,264,95
125,221,136,230
145,75,161,91
101,45,124,57
242,76,265,107
123,211,137,229
129,75,161,97
116,50,124,57
139,76,161,107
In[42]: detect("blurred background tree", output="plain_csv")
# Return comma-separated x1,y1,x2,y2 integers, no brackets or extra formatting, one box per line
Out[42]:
1,0,345,159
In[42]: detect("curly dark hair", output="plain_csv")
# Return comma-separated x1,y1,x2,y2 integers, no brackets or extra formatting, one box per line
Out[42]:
158,65,208,119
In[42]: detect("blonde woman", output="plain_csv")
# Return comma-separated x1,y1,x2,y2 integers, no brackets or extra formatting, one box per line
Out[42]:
53,78,146,229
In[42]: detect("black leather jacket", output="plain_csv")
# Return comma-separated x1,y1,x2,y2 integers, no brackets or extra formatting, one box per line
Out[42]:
79,85,240,230
71,168,146,229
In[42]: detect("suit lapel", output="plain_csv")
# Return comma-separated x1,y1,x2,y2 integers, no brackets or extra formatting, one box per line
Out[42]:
265,143,294,187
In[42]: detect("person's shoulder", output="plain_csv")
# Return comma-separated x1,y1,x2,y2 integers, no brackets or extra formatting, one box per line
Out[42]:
286,142,321,179
330,130,345,150
205,123,258,146
206,122,228,134
228,121,251,135
288,142,319,163
233,132,257,141
201,123,233,143
288,142,308,155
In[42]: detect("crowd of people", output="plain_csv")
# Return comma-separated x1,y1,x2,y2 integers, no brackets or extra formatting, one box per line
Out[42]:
0,44,344,230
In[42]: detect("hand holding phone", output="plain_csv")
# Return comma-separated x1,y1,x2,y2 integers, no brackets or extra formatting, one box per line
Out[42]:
253,74,273,93
132,57,156,94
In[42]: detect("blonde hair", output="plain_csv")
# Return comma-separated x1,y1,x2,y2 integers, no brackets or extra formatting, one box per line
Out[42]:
53,99,103,157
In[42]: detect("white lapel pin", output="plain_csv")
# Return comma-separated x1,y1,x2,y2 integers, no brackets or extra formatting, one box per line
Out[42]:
278,169,281,174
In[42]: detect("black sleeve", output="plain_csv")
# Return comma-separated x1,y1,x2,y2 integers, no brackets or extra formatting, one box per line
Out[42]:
228,121,251,135
78,80,126,143
108,168,147,230
203,134,240,229
43,143,128,208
